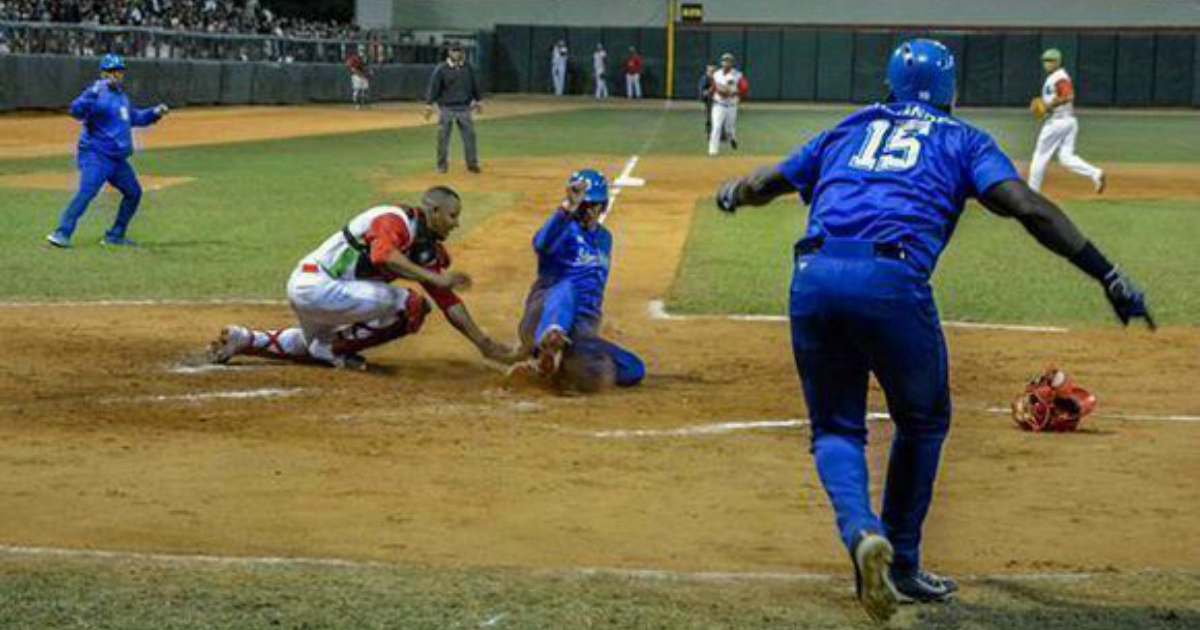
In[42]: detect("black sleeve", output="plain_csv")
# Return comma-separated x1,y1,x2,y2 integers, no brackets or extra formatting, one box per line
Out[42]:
979,179,1114,282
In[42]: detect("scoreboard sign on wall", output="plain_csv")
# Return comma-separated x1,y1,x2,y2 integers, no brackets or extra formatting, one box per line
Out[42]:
680,3,704,24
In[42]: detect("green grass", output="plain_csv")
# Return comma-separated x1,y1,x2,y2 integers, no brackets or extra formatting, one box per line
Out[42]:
668,197,1200,325
0,554,1195,630
2,105,1199,303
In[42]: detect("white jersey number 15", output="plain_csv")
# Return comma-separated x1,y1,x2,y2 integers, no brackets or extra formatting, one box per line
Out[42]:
849,120,932,172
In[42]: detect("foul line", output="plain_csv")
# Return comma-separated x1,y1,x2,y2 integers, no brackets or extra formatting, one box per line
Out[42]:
985,406,1200,424
647,300,1070,334
1,545,1187,585
103,388,303,405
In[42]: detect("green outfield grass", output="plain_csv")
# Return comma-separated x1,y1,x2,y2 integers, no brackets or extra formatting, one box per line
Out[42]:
0,554,1195,630
667,196,1200,325
1,105,1198,304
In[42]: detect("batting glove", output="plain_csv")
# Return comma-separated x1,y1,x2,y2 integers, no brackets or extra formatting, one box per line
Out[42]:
153,104,170,117
716,180,742,214
1102,267,1156,330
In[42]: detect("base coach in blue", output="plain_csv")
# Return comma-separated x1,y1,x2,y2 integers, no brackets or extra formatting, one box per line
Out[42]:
715,39,1153,622
47,54,169,248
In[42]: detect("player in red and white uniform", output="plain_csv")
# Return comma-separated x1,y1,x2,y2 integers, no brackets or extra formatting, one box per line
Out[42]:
207,186,516,370
1028,48,1105,193
346,49,371,109
708,52,747,156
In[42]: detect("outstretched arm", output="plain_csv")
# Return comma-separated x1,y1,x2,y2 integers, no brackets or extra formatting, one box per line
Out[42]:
980,179,1155,329
443,302,519,364
715,164,798,212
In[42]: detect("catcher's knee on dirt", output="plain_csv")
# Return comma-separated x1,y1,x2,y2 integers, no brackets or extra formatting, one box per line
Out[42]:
333,292,431,355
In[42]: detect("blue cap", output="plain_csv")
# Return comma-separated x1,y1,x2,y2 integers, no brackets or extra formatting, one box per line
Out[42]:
887,39,955,108
569,169,608,204
99,53,125,72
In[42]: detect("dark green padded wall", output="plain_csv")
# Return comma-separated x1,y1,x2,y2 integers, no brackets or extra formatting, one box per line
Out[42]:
637,27,666,98
1077,34,1117,106
816,30,853,102
1115,33,1155,106
493,25,531,92
852,31,893,104
1154,33,1194,106
674,28,709,100
780,29,818,101
1002,33,1043,106
567,27,602,95
601,27,638,97
962,34,1003,105
744,29,782,101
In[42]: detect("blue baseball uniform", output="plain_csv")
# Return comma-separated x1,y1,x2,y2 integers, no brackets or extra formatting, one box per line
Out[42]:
518,207,645,388
781,100,1018,573
51,79,162,243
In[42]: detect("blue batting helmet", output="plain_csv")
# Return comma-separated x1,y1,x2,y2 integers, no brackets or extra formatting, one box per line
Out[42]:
887,39,955,108
569,169,608,204
99,53,125,72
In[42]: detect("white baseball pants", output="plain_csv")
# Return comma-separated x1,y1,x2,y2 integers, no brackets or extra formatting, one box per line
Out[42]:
709,101,737,155
625,73,641,99
552,64,566,96
595,74,608,99
286,266,409,361
1028,115,1102,191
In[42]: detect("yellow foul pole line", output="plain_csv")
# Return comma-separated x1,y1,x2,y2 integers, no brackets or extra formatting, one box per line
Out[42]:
665,0,676,99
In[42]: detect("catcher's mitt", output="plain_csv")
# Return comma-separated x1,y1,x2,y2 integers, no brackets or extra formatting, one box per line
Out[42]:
1029,97,1047,121
1011,366,1096,432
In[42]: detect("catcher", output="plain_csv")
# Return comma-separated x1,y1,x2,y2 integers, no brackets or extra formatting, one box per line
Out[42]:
509,169,645,391
207,186,517,370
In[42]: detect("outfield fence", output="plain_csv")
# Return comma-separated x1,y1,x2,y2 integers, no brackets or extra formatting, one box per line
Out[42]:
489,24,1200,107
0,54,435,111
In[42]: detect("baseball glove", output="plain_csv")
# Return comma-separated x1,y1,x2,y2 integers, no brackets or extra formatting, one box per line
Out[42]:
1011,366,1096,432
1029,97,1047,121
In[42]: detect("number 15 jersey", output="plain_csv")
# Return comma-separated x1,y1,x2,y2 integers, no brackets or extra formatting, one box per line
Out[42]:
778,101,1019,276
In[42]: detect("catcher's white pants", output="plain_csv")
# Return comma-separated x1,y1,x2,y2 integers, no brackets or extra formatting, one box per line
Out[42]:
594,74,608,99
1028,115,1102,191
286,265,409,361
552,64,566,96
625,73,641,98
708,101,738,155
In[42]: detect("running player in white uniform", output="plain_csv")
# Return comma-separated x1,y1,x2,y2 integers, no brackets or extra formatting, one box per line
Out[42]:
708,53,744,156
206,187,516,370
1028,48,1106,194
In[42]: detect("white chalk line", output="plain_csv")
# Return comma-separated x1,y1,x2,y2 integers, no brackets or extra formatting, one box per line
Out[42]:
0,544,1185,585
103,388,303,405
649,300,1069,333
985,406,1200,424
167,363,259,375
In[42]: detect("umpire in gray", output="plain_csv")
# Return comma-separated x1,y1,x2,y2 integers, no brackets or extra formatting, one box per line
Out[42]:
425,43,482,174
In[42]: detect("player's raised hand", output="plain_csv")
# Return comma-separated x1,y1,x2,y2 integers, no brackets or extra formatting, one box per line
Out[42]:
1102,268,1156,330
716,179,742,213
562,178,589,213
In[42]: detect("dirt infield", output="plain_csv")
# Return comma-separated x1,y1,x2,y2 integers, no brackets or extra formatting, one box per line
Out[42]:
0,97,594,160
1,147,1198,580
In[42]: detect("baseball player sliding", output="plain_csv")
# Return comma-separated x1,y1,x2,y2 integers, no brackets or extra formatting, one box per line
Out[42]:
1028,48,1105,193
207,187,517,370
509,169,645,392
708,53,746,156
716,39,1152,622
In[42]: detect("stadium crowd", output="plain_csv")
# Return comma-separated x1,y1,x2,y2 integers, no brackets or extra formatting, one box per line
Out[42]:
0,0,360,39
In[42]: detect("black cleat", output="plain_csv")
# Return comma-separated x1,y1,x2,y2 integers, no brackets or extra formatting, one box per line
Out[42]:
851,531,898,623
730,137,739,150
890,568,958,603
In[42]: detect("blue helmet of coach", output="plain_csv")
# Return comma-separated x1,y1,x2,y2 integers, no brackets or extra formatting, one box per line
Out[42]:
569,169,609,204
99,53,126,72
887,39,955,108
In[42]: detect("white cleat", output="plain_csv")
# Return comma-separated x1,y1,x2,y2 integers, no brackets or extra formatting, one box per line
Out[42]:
207,325,250,364
1094,171,1107,195
852,532,898,624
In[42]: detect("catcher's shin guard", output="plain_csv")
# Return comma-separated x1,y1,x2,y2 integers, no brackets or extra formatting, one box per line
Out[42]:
332,292,430,356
